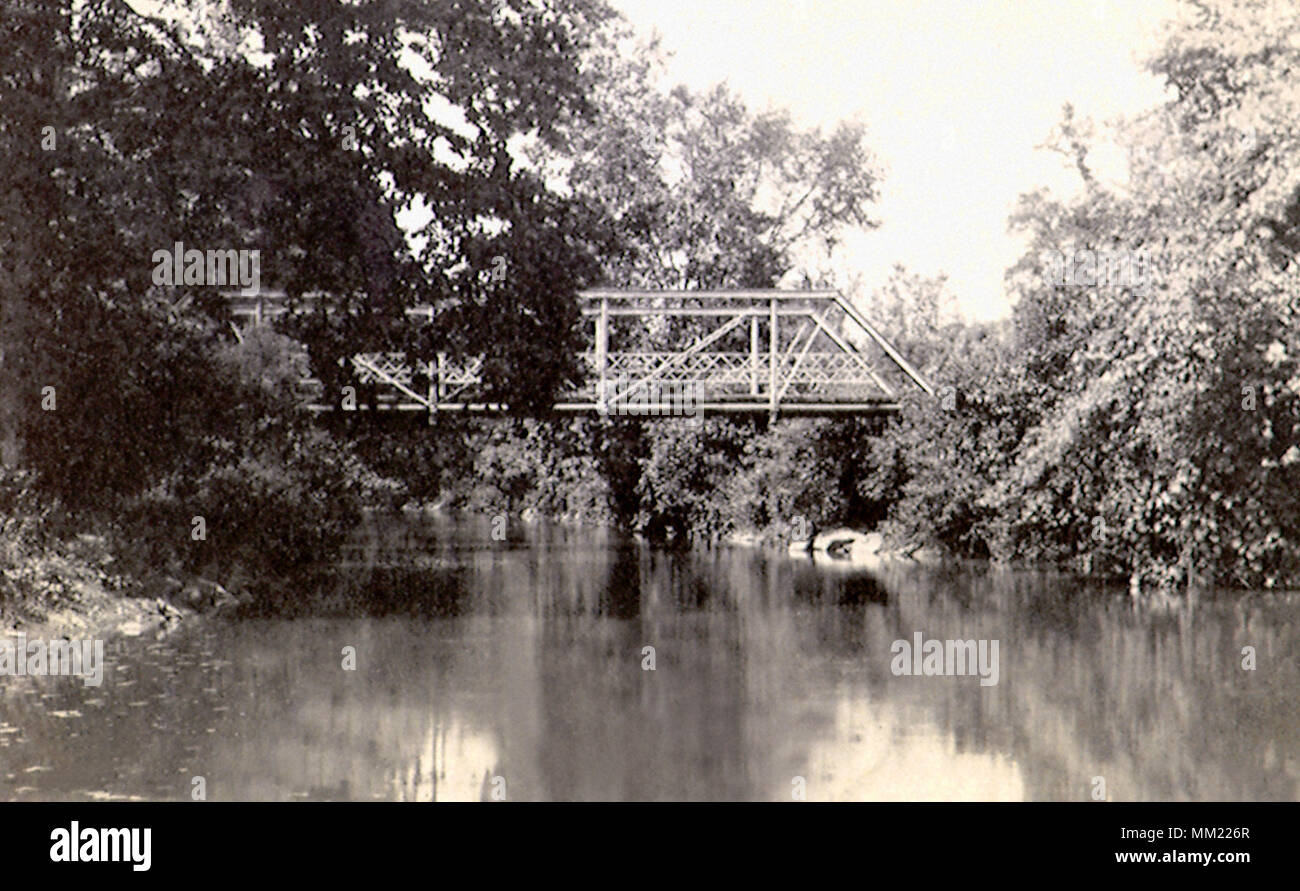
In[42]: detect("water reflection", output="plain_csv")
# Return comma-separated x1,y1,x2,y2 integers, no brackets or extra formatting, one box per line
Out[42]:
1,513,1298,801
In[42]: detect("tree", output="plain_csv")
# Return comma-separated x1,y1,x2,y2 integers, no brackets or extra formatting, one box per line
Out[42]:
987,0,1300,588
529,30,881,292
0,0,617,503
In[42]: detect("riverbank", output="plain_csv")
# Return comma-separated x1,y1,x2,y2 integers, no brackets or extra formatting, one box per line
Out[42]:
0,522,263,643
1,540,189,643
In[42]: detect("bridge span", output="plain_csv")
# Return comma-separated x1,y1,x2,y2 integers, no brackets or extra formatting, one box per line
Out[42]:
225,289,933,420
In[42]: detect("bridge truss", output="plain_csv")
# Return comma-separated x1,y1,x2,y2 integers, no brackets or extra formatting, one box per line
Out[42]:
226,289,932,420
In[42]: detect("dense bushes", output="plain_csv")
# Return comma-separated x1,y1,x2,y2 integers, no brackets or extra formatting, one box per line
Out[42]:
411,414,882,546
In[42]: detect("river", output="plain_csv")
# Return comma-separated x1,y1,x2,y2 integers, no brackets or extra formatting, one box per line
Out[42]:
2,512,1298,801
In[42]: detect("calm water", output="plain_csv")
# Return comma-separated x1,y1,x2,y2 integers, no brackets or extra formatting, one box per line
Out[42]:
2,513,1299,801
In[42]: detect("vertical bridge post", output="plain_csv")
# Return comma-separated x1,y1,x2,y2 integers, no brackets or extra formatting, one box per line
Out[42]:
428,352,446,425
427,359,435,426
596,295,609,411
768,295,778,420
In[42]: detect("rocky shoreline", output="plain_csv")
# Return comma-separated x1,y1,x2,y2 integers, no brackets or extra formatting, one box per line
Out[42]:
726,526,946,567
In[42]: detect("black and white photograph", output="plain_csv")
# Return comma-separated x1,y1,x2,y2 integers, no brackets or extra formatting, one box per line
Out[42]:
0,0,1295,875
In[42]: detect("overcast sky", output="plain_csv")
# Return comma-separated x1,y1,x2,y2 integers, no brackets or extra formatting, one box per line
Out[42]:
611,0,1178,320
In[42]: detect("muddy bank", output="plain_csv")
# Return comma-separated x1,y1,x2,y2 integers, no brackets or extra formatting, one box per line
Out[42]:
3,579,192,643
0,533,238,643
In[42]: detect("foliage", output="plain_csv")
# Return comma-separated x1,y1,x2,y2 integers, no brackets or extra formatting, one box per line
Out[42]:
856,0,1300,590
0,0,616,603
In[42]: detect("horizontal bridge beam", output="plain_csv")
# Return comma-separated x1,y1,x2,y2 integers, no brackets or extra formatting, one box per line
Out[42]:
579,306,824,317
578,289,841,302
308,402,900,415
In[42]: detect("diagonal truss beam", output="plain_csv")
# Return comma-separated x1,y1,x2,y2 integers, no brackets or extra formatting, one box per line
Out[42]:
832,292,934,396
600,311,751,408
775,321,817,405
808,311,896,399
352,354,432,410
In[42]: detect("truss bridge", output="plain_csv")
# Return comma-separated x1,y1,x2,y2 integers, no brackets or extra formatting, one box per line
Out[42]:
225,289,933,419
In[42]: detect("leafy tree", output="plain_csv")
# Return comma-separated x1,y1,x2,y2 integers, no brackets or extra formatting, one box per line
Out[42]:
979,0,1300,588
0,0,622,601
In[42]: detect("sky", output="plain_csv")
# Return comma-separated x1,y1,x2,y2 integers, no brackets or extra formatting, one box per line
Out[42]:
610,0,1179,321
